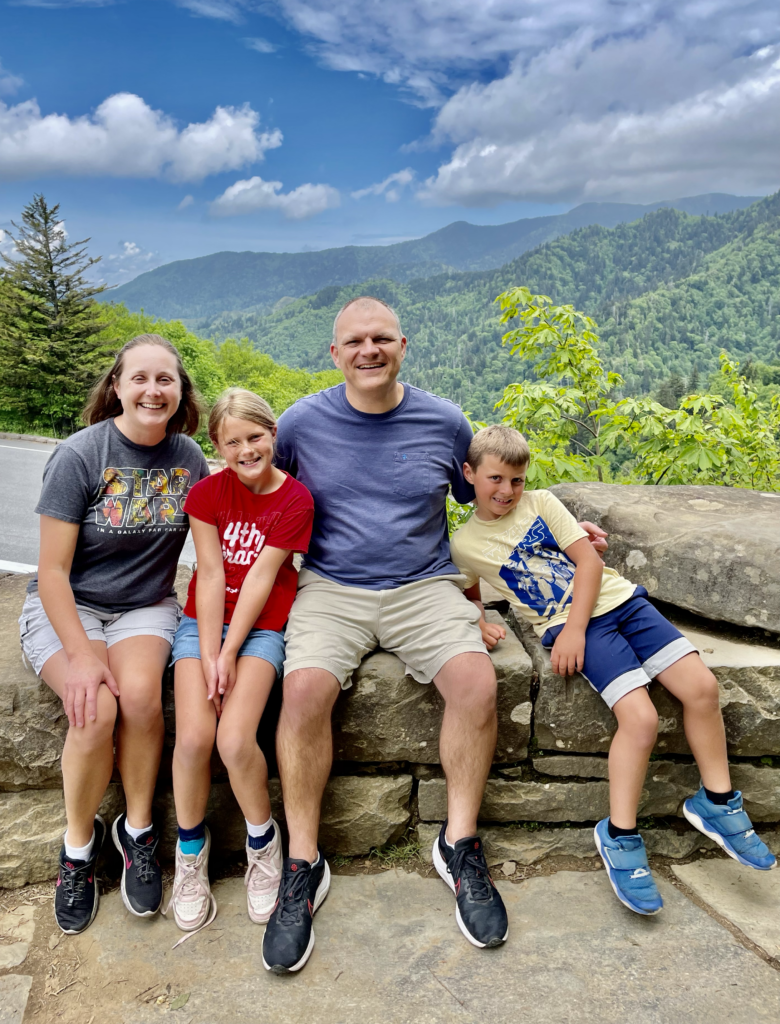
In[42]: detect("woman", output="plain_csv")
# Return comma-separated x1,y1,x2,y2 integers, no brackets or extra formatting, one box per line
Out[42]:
19,333,210,934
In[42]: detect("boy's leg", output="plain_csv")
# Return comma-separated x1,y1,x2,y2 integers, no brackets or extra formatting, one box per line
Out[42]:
216,657,277,824
655,652,731,793
172,659,218,828
608,687,659,829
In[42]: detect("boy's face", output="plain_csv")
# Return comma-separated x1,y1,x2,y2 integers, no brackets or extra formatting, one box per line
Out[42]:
464,455,527,521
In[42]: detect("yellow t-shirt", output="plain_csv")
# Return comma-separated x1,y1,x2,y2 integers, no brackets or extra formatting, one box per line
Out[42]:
450,489,636,636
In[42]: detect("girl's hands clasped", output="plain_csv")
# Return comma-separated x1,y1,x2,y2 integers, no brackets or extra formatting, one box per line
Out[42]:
217,649,239,706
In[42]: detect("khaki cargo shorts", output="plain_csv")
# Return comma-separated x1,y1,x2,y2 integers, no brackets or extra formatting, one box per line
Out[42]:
283,569,487,687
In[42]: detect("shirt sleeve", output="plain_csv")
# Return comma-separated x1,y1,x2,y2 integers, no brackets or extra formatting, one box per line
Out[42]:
266,492,314,553
34,447,93,524
539,491,588,552
449,527,479,589
275,406,297,477
450,414,475,504
183,475,218,526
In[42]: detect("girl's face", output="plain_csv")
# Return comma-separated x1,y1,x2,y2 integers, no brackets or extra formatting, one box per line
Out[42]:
113,345,182,435
217,414,277,487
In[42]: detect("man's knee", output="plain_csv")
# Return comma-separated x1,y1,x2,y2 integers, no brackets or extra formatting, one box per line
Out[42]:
437,654,497,721
281,668,340,729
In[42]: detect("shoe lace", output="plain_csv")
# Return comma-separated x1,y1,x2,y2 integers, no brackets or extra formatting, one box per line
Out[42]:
276,866,310,925
133,838,159,884
245,845,278,896
449,846,493,903
61,863,90,905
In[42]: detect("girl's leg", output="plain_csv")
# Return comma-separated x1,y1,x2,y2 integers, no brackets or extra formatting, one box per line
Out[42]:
216,657,277,824
41,643,117,847
108,635,169,830
172,659,218,828
656,652,731,792
608,687,659,829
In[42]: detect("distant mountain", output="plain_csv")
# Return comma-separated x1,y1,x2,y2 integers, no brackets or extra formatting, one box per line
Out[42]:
104,193,759,321
199,192,779,419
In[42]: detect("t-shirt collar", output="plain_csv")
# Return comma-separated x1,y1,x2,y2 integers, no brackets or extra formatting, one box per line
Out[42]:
337,382,411,421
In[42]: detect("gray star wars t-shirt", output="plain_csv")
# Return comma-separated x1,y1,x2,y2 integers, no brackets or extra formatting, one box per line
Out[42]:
30,418,210,613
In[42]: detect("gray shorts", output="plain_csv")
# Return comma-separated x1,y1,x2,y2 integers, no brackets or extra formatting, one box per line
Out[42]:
284,569,487,687
19,591,181,676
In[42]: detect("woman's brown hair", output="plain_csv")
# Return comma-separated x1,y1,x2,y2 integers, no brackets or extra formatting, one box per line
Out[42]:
82,334,202,436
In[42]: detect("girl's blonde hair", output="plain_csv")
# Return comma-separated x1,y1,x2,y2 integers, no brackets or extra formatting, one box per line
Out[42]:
208,387,277,446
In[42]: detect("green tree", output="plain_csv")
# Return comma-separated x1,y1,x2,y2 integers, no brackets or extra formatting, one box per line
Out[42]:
494,287,621,485
0,195,109,433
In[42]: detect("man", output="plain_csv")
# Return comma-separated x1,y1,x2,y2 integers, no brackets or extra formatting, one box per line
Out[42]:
261,296,606,973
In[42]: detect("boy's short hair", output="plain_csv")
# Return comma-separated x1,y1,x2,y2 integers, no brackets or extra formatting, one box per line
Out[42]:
466,425,530,470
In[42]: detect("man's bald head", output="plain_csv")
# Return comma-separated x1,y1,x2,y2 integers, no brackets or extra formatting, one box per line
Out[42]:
332,296,402,345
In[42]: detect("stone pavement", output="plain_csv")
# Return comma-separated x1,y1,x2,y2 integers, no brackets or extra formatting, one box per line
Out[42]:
4,862,780,1024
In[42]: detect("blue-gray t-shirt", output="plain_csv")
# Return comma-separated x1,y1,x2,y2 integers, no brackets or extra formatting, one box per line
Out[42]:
275,383,474,590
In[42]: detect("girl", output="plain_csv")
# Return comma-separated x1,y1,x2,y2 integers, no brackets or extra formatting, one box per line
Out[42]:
20,333,210,934
167,388,313,936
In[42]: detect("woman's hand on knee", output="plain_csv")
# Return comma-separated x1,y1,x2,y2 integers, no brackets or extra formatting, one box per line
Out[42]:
64,652,120,728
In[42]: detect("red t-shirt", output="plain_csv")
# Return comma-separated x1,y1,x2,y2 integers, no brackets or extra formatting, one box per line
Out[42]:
183,468,314,631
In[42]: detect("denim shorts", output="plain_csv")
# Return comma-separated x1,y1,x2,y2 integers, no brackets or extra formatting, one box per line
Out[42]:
540,588,696,709
171,613,286,677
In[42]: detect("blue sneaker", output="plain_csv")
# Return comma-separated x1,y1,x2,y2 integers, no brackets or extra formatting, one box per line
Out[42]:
683,788,776,870
593,819,663,915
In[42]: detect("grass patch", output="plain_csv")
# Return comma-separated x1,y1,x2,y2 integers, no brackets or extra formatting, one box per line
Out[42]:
370,835,422,866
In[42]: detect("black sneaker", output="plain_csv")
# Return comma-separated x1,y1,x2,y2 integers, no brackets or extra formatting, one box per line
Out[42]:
54,815,106,934
112,814,163,917
262,851,331,974
432,821,508,948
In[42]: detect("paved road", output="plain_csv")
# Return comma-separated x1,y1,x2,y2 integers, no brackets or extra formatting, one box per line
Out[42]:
0,438,196,572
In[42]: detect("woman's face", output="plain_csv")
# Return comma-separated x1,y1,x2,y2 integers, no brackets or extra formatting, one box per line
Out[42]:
113,345,182,433
217,415,277,485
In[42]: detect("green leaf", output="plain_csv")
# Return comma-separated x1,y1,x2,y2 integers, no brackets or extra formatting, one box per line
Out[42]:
170,993,190,1011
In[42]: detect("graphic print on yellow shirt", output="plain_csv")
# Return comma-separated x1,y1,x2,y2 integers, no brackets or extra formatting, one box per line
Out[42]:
450,489,636,636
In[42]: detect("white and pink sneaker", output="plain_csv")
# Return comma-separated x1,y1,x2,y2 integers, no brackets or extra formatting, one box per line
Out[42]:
245,821,283,924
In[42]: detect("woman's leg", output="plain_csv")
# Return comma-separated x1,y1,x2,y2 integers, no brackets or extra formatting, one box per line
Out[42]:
608,687,659,829
216,658,277,824
172,659,218,828
656,652,731,792
108,636,169,830
41,643,117,847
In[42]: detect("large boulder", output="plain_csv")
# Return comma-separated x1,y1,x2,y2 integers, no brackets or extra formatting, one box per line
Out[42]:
333,612,533,763
0,575,67,790
518,612,780,757
550,483,780,634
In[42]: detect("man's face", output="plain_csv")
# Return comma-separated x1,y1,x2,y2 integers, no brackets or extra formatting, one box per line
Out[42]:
331,302,407,396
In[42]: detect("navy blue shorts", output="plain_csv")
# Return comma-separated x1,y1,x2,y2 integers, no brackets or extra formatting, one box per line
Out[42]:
540,588,696,709
171,614,286,677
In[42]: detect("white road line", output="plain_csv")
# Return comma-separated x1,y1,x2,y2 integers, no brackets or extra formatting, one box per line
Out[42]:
0,444,52,454
0,560,37,573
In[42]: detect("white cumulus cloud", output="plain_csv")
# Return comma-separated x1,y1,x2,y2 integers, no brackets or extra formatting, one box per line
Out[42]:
0,92,281,183
0,61,24,97
245,37,278,54
211,175,340,219
352,168,414,202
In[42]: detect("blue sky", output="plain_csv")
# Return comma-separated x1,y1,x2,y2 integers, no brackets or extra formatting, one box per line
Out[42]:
1,0,778,284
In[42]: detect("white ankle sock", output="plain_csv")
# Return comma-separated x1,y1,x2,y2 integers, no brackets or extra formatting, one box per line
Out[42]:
125,819,152,842
64,830,95,863
245,815,273,838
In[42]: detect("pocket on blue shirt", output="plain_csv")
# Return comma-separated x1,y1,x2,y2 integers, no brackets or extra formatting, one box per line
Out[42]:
393,452,430,497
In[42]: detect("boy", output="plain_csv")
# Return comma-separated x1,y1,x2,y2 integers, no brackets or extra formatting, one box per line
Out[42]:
451,424,775,915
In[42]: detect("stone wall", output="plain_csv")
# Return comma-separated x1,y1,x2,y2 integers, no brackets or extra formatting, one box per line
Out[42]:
2,484,780,885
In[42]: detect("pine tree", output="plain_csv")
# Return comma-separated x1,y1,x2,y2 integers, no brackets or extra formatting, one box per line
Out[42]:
0,195,110,434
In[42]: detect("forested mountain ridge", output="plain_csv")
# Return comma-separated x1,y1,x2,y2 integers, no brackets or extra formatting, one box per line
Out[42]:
105,193,758,321
193,192,780,419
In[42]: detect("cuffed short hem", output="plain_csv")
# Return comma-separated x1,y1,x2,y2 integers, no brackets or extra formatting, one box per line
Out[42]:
171,614,286,677
106,627,175,650
282,657,356,689
407,641,491,685
642,637,697,679
599,668,652,709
